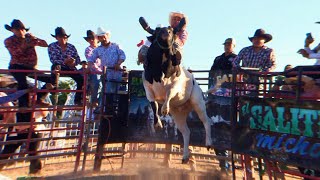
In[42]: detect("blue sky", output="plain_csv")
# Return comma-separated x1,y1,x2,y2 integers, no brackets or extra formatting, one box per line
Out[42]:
0,0,319,72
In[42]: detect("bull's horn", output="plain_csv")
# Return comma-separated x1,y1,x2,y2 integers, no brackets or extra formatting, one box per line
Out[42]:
139,17,155,34
173,17,186,34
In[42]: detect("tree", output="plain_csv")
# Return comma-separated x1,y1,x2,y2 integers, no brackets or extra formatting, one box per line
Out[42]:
49,78,75,118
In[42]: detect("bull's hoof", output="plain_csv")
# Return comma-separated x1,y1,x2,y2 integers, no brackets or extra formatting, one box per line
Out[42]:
191,163,197,171
154,120,163,129
182,158,189,164
161,109,169,116
161,106,169,115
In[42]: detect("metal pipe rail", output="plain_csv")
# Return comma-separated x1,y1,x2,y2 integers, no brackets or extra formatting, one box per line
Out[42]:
0,67,319,180
0,68,88,174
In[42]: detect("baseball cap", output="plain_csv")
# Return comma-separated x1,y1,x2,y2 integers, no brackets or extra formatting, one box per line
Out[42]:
223,38,236,45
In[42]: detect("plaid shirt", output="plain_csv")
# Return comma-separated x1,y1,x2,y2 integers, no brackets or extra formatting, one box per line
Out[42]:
233,46,276,72
89,43,126,80
5,35,44,68
48,42,81,69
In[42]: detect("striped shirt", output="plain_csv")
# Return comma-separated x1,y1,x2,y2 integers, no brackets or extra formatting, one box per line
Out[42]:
233,46,276,72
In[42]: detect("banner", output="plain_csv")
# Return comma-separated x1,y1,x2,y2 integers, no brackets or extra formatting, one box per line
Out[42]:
234,97,320,170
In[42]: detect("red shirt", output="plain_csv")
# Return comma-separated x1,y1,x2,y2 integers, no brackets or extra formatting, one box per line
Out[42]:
4,35,40,68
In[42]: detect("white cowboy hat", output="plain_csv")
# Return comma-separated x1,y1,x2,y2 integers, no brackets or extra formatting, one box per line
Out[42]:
168,11,188,27
169,11,185,19
96,27,111,36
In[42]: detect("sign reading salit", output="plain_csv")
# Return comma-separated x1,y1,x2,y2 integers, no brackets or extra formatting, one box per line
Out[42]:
234,97,320,170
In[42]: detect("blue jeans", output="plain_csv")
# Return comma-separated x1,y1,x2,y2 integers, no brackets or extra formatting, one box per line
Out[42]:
105,77,122,94
88,74,101,103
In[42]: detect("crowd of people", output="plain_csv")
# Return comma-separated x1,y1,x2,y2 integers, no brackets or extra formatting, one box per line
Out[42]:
208,26,320,178
0,11,188,174
0,10,319,178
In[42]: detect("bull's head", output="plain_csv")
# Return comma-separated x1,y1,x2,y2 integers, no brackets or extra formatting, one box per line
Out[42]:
139,17,185,80
156,26,178,78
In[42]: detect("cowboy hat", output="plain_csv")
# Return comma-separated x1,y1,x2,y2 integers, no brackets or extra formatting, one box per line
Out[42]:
248,29,272,43
169,11,188,27
83,30,96,41
5,19,29,32
51,27,70,38
96,27,111,36
169,11,185,19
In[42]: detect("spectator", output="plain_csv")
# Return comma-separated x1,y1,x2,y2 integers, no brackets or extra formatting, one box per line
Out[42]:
232,29,276,176
210,38,237,72
48,27,84,105
297,32,320,65
88,27,126,114
4,19,51,107
233,28,276,72
272,64,293,92
88,27,126,93
84,30,101,106
296,33,320,80
3,19,51,174
208,38,237,173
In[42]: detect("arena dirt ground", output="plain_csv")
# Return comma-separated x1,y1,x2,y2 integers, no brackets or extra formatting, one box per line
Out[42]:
0,157,303,180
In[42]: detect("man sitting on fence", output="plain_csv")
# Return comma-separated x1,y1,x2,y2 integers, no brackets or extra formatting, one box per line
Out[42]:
48,27,84,105
4,19,52,108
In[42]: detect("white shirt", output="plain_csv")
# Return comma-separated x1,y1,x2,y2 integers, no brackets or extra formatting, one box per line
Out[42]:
304,44,320,65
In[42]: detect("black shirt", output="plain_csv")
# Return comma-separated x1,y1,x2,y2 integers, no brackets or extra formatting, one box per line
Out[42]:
210,52,237,71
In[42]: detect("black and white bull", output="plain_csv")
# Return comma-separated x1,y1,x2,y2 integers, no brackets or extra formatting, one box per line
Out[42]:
139,17,212,163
